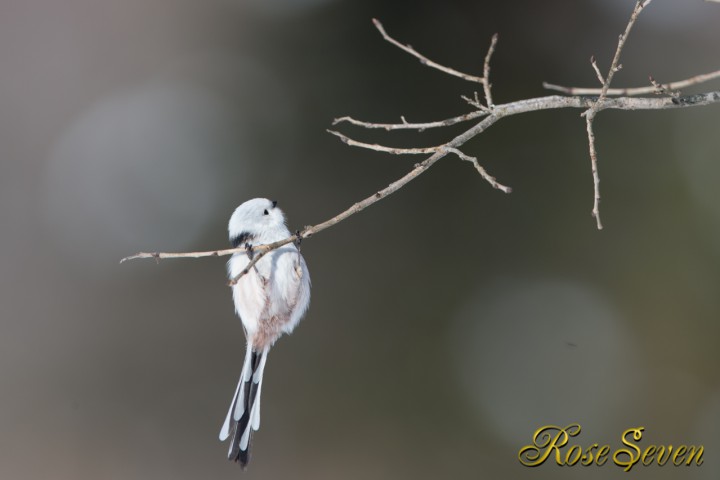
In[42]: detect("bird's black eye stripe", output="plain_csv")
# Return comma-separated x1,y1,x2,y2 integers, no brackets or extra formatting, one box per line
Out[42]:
230,231,255,248
263,209,269,215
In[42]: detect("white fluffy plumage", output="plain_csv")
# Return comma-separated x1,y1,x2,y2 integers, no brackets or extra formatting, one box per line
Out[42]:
218,198,311,468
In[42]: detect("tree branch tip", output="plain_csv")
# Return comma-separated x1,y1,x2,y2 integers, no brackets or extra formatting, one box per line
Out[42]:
372,18,387,36
327,129,343,139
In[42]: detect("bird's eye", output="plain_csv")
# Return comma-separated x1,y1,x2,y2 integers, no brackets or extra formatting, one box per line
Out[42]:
263,209,269,215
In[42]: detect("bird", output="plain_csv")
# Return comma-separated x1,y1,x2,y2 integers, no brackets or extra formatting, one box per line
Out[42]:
218,198,311,467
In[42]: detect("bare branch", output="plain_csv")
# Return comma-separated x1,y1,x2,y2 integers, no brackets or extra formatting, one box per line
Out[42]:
461,91,488,111
444,147,511,193
372,18,485,84
332,109,487,131
482,34,499,107
593,0,653,106
122,91,720,267
124,3,720,272
326,129,441,154
590,56,606,85
120,247,244,263
544,69,720,96
579,0,653,229
584,111,603,230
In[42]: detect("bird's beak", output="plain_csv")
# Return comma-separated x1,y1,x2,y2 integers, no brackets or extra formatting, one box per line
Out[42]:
271,200,278,208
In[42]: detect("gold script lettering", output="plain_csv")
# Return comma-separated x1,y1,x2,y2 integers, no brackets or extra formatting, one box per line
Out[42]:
518,424,581,467
685,446,704,466
613,427,644,472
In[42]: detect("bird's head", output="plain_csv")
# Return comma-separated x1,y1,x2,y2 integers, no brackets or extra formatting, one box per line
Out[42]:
228,198,285,245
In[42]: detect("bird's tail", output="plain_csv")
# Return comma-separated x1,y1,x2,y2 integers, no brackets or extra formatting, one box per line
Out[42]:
219,345,269,468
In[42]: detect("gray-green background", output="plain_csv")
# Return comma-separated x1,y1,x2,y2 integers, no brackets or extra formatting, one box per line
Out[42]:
2,0,719,479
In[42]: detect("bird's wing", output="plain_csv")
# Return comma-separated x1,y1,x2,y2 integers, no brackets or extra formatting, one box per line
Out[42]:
232,258,270,336
287,251,311,329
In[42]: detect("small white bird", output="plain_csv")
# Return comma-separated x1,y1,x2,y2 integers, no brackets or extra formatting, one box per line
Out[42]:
219,198,311,467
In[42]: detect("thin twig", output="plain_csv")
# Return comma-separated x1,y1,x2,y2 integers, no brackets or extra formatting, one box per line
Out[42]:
372,18,485,84
543,69,720,96
461,91,487,111
482,34,499,107
584,111,603,230
444,147,511,193
332,109,487,131
121,247,244,263
593,0,653,107
327,129,441,154
590,56,606,85
580,0,653,229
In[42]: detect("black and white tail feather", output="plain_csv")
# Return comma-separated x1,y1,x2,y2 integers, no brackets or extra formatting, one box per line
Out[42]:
219,346,269,467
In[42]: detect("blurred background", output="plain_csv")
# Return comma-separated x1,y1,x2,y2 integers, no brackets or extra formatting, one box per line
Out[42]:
1,0,719,479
